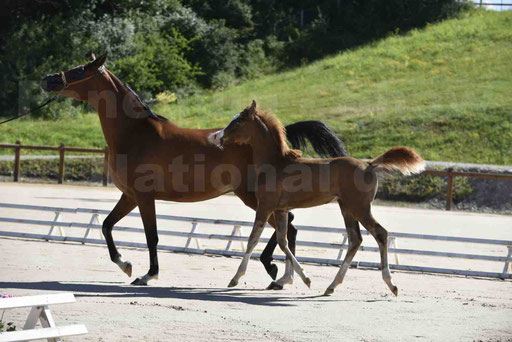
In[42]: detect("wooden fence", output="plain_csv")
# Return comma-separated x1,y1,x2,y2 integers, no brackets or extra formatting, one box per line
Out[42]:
1,142,511,210
0,142,108,186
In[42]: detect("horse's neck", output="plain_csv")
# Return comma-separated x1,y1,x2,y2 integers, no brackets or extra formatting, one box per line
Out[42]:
251,120,284,167
88,75,148,152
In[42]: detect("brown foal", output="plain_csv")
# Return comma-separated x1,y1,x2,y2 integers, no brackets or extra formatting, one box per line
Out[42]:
210,101,425,296
40,53,344,286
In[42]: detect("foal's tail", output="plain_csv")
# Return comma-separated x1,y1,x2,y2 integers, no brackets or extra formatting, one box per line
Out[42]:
369,146,425,175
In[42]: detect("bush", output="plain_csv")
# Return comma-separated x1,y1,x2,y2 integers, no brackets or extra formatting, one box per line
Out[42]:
111,29,200,97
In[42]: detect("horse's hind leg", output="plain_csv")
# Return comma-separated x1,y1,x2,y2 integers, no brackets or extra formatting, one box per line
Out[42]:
273,211,311,288
359,209,398,296
103,193,137,277
324,204,362,296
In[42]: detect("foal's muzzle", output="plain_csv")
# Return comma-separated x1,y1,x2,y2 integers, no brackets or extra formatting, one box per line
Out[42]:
207,130,225,149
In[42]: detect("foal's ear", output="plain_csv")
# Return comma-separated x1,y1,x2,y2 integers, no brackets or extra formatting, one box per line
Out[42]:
250,100,257,113
89,52,108,70
245,100,257,117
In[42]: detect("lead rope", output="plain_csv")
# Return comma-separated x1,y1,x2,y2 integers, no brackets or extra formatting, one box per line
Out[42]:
0,95,58,125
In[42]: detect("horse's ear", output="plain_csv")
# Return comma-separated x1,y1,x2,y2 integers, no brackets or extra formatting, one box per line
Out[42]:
89,52,108,70
90,52,96,60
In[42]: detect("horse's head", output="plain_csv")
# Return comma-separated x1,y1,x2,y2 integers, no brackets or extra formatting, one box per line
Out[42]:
208,100,259,148
40,53,109,101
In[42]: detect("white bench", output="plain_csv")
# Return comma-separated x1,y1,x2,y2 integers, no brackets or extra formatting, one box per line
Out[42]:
0,293,87,342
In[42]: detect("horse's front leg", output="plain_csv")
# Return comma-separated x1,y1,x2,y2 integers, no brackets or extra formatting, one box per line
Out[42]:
228,207,273,288
131,194,159,286
103,193,137,277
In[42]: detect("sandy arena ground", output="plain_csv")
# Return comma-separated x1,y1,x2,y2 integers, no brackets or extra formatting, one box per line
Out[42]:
0,182,511,341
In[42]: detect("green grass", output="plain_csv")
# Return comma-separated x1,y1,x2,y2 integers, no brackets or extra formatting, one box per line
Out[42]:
2,10,511,164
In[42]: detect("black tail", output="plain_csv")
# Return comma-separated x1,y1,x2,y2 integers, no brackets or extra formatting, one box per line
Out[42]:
285,120,349,158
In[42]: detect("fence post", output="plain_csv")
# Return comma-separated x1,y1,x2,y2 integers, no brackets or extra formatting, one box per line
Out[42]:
103,146,109,187
445,168,454,211
58,143,65,184
14,140,21,182
502,246,512,279
184,222,200,249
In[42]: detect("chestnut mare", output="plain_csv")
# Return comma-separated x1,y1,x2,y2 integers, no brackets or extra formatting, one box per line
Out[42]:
209,101,425,295
40,53,347,286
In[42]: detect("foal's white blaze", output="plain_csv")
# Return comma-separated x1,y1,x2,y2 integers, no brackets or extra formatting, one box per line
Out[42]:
207,113,240,147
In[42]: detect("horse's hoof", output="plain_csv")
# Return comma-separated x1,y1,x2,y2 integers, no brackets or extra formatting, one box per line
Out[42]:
131,277,148,286
391,286,398,296
266,281,284,290
304,277,311,288
124,262,132,277
228,279,238,288
324,288,334,296
269,264,278,280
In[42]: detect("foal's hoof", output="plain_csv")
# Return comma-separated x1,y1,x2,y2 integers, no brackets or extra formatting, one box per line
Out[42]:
227,279,238,288
266,281,284,290
131,277,148,286
123,262,132,277
304,277,312,289
324,288,334,296
391,286,398,297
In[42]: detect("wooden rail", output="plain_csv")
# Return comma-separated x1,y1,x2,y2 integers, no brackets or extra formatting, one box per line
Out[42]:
422,169,512,210
0,142,109,186
0,202,510,279
1,142,511,209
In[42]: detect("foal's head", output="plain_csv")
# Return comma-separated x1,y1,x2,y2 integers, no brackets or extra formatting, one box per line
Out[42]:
40,53,112,101
209,100,301,159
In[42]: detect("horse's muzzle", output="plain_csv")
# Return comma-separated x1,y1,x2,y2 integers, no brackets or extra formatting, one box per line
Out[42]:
40,74,64,92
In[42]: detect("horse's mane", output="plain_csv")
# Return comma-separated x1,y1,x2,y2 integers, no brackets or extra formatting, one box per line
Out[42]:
125,84,168,121
256,110,302,160
107,70,167,122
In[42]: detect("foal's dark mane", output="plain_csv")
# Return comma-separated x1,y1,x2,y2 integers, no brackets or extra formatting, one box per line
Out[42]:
255,110,302,160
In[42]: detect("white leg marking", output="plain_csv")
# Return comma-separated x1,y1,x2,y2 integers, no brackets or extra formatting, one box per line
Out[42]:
275,259,294,286
115,256,132,277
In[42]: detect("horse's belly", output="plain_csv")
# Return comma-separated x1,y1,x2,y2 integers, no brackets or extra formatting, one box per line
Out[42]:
155,188,232,202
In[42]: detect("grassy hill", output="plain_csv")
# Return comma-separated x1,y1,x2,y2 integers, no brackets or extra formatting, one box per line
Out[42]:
1,10,511,164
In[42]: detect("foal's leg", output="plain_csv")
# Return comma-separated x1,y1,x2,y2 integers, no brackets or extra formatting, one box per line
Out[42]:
131,194,159,286
273,211,311,288
359,209,398,296
260,212,297,280
324,205,362,295
102,193,137,277
228,207,272,287
234,189,297,280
